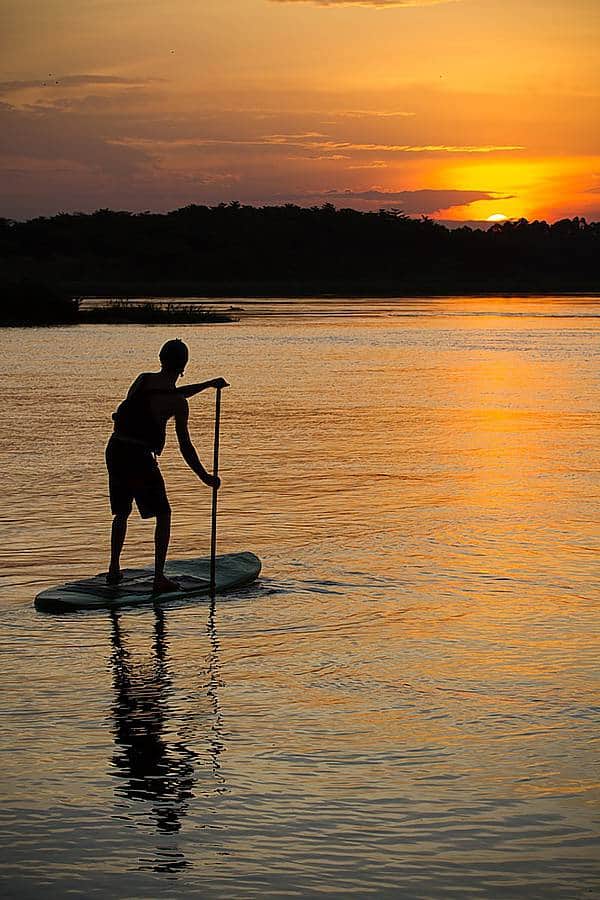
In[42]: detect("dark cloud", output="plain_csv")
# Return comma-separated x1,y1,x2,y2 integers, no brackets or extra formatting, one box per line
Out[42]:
0,74,155,94
266,188,513,213
0,100,151,175
438,219,502,230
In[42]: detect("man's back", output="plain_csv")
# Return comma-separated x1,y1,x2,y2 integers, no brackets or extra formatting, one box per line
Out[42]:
114,371,186,454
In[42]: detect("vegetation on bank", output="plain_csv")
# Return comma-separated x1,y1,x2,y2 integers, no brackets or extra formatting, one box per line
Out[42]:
1,204,598,298
81,300,235,324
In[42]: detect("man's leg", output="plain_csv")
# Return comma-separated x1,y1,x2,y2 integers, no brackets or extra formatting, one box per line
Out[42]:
154,508,171,580
153,508,180,592
108,512,129,583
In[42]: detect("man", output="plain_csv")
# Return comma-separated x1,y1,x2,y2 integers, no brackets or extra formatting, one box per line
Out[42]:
105,338,228,592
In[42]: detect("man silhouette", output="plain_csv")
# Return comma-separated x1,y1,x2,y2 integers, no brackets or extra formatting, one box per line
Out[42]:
105,339,227,592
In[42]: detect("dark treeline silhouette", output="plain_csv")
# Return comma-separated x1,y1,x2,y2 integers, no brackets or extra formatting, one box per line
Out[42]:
1,204,599,303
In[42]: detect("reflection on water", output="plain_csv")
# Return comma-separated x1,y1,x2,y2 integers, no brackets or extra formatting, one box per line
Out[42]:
110,609,195,841
0,298,599,898
205,601,227,788
109,602,225,872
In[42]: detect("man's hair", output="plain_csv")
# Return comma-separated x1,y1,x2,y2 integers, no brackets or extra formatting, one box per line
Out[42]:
159,338,189,372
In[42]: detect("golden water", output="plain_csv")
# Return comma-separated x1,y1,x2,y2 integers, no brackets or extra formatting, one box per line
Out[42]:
1,298,599,897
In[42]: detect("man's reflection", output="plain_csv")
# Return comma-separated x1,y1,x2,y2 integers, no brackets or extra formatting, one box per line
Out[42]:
108,604,226,869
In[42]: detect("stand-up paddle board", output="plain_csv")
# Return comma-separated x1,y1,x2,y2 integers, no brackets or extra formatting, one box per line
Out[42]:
34,551,261,612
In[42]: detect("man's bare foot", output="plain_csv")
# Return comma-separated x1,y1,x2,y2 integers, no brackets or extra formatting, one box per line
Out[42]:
106,569,123,586
152,574,181,594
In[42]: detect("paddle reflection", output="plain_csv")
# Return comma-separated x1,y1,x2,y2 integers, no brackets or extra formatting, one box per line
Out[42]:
206,599,226,787
109,604,226,869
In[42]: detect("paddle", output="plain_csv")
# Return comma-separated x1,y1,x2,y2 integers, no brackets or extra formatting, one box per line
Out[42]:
209,385,222,598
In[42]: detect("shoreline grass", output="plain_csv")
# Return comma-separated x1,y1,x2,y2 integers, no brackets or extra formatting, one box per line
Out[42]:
80,300,237,324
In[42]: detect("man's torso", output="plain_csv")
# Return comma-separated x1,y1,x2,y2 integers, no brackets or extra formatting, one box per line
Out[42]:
112,372,184,453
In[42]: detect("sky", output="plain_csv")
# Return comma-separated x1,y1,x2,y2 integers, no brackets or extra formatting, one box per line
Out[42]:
1,0,599,222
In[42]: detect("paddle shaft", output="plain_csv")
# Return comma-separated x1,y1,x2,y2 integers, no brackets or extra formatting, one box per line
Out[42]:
209,386,222,597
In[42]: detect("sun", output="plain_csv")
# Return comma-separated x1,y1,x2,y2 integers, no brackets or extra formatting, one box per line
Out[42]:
486,213,509,222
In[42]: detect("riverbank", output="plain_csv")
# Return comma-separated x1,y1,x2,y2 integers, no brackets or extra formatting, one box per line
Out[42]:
0,283,237,325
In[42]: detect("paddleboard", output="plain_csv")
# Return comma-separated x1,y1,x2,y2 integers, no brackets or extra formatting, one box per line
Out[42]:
34,551,261,612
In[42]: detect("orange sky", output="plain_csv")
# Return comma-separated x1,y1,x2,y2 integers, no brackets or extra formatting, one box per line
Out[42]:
1,0,599,221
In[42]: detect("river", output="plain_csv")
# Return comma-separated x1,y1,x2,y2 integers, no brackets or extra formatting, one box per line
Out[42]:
1,297,599,898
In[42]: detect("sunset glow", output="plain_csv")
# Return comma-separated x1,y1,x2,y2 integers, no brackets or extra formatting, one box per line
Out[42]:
1,0,599,222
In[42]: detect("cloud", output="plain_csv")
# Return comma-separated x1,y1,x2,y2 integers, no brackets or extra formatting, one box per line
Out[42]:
337,110,415,118
0,76,536,221
286,154,352,160
255,133,525,154
336,143,525,153
0,100,152,176
133,133,525,155
269,0,458,7
0,74,154,94
347,161,389,168
267,188,513,213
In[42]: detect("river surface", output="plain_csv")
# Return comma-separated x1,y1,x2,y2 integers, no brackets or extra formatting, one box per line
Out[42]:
1,297,599,898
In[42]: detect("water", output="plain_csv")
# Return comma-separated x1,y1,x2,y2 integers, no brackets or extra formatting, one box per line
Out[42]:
1,297,599,898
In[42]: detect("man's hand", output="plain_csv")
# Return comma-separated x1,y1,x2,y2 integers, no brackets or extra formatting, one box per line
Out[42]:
200,472,221,489
211,377,229,389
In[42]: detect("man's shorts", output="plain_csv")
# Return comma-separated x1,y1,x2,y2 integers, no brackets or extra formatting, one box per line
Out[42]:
105,436,170,519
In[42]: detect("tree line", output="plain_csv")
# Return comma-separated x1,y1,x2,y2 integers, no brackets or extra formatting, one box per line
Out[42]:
1,203,598,298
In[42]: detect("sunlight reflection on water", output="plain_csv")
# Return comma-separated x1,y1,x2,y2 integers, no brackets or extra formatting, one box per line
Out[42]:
1,298,599,897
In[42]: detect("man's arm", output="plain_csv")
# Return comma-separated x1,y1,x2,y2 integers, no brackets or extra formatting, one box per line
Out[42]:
176,377,229,399
174,398,219,487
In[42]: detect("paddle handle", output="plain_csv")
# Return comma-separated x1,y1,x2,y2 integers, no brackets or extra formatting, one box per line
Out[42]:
209,386,222,597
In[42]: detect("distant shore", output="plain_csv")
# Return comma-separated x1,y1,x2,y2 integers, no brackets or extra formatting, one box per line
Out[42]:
79,284,600,300
3,208,598,319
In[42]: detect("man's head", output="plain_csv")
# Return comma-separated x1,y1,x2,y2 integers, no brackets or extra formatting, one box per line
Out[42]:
159,338,189,376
